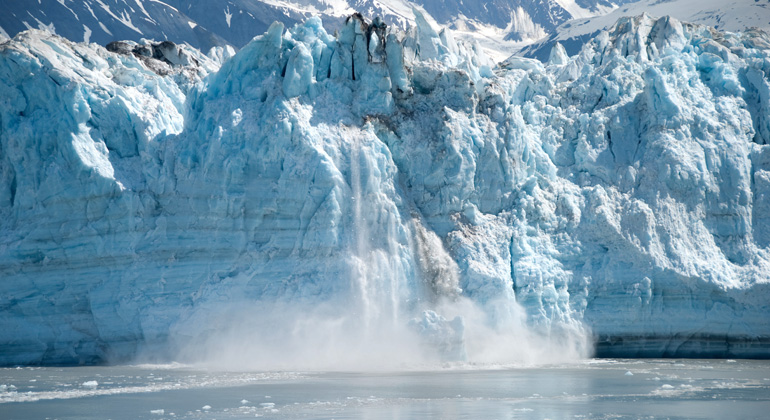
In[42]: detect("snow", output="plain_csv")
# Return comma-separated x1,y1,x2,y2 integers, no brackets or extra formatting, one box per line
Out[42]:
98,21,113,36
553,0,603,20
82,24,91,43
95,0,142,34
506,7,547,42
134,0,155,20
517,0,770,60
224,6,233,28
32,17,56,34
55,0,79,20
1,11,770,367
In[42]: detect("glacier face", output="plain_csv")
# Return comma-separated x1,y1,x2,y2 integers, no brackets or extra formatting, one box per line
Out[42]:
1,13,770,366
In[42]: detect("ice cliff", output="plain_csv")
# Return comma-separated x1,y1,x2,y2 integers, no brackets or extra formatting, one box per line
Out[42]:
1,13,769,366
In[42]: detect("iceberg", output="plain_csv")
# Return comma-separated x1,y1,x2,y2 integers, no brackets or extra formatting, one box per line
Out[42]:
1,13,769,366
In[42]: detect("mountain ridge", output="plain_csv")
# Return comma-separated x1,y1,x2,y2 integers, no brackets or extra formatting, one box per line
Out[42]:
0,0,631,60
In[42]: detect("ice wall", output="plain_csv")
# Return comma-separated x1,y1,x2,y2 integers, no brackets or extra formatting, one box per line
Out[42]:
1,14,769,365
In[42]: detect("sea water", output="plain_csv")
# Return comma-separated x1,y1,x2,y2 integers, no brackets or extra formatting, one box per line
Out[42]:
2,359,769,419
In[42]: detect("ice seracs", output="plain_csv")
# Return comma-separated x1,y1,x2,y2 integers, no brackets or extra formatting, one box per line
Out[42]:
1,12,769,366
547,42,569,66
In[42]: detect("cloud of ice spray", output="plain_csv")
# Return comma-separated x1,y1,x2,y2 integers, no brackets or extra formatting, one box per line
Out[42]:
173,299,423,371
170,292,590,371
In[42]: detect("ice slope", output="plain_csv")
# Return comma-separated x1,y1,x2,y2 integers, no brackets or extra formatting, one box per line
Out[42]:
2,13,770,366
517,0,770,61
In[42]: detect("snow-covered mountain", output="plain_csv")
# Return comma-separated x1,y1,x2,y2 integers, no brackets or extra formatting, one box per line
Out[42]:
1,12,769,366
517,0,770,60
0,0,629,61
4,0,766,63
0,0,233,52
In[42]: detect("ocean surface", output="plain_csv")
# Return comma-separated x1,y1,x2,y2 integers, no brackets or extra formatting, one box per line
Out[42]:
2,359,768,419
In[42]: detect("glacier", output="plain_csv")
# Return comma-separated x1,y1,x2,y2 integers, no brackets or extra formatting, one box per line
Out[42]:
1,13,770,367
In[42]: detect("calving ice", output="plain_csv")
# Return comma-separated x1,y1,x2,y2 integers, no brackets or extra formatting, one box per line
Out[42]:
0,11,769,367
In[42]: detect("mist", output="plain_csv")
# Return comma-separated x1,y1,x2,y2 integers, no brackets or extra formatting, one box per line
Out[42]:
168,293,591,371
